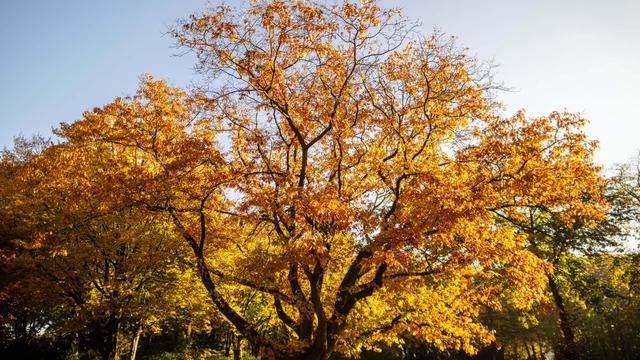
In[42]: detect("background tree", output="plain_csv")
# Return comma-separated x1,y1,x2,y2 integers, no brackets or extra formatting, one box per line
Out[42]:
0,136,66,359
0,130,220,359
565,160,640,359
485,155,640,360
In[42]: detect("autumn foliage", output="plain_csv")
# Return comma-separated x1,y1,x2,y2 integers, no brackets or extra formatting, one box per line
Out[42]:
0,1,610,359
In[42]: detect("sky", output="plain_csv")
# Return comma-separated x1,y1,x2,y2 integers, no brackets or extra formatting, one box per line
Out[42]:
1,0,639,168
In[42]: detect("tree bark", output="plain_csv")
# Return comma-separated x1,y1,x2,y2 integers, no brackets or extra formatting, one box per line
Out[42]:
129,324,142,360
233,336,242,360
530,343,538,360
70,331,80,360
300,352,330,360
547,274,578,360
170,210,285,357
224,331,232,357
98,314,121,360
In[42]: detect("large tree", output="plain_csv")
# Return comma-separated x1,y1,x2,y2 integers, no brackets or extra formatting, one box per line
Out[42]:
25,1,605,359
0,134,220,360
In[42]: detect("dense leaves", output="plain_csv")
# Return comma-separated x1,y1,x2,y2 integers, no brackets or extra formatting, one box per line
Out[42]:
0,1,637,360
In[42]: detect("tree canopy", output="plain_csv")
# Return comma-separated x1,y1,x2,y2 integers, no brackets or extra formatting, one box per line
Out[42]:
1,1,635,360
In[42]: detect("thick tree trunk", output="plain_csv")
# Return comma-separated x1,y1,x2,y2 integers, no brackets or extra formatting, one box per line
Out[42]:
96,315,120,360
547,274,578,360
302,353,330,360
294,351,330,360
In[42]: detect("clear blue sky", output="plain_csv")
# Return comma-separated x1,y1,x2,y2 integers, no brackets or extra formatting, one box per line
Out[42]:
1,0,639,167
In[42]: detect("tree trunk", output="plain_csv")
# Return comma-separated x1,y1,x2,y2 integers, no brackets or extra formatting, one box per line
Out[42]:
536,339,545,360
129,324,142,360
290,330,334,360
299,353,330,360
293,353,328,360
497,345,505,360
96,315,120,360
233,335,242,360
110,329,121,360
530,343,538,360
525,342,532,360
69,331,80,360
547,274,578,360
224,331,232,357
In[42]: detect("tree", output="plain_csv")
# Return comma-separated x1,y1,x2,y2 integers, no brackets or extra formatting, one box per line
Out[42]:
563,159,640,359
489,152,640,360
0,136,66,358
0,133,220,359
19,1,604,359
569,252,640,359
